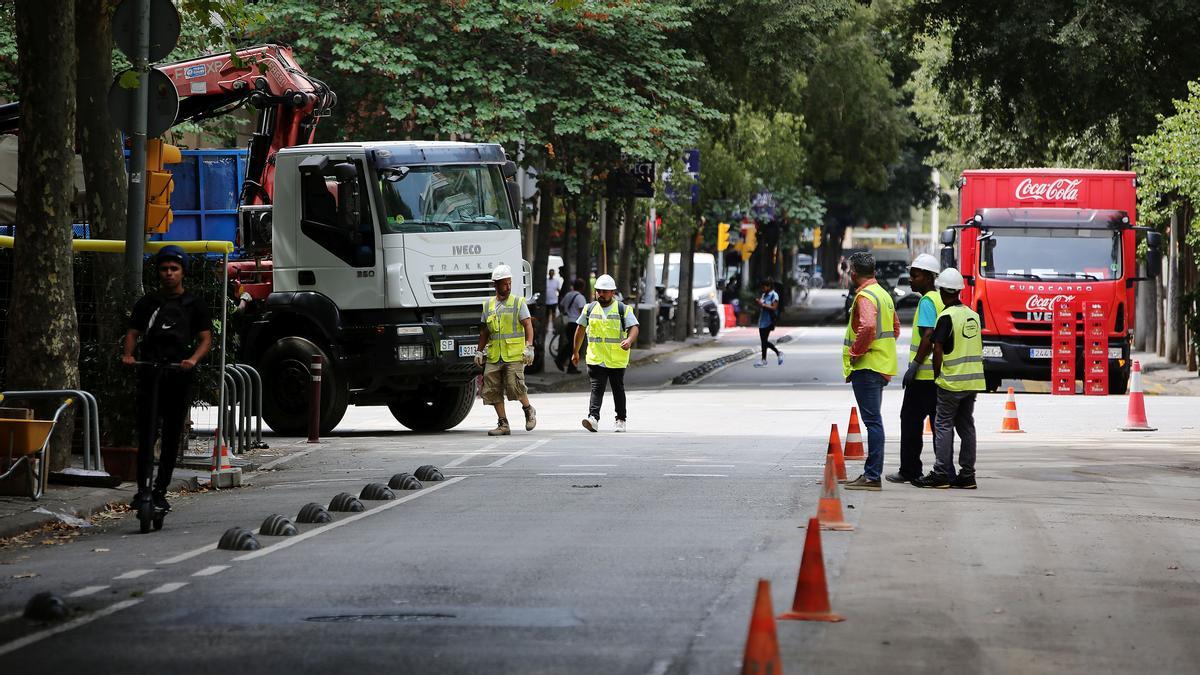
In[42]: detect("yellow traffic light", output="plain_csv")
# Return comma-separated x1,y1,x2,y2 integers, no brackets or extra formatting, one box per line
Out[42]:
145,139,181,233
813,226,822,249
744,227,757,252
717,222,730,251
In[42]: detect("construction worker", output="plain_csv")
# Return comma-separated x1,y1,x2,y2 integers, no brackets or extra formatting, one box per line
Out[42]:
572,273,639,432
842,251,899,491
887,253,944,484
475,264,536,436
913,267,984,489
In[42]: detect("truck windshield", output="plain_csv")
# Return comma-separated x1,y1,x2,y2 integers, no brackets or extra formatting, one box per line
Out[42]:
377,165,515,233
980,227,1121,281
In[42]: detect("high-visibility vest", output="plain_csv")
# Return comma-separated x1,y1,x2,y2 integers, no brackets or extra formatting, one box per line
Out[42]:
583,300,634,368
909,290,945,381
483,295,527,363
935,304,985,392
842,282,898,378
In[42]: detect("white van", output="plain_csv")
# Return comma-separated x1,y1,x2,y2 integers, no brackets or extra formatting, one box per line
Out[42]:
652,253,719,304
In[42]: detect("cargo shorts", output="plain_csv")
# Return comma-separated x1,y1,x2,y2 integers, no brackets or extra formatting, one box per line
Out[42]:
482,360,528,404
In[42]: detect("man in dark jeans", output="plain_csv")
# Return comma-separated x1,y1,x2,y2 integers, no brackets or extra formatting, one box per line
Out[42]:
888,254,943,483
121,246,212,512
556,278,587,374
572,274,639,432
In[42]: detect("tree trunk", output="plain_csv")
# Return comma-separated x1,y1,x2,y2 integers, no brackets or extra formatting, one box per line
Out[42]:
1134,261,1155,353
1166,208,1182,363
617,195,637,298
561,194,574,284
76,0,135,447
575,196,591,288
10,1,80,470
604,197,618,277
674,225,697,342
1156,260,1166,357
529,175,554,373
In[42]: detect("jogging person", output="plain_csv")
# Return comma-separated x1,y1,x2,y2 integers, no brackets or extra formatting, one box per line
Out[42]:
754,277,783,367
888,253,943,484
572,274,639,432
121,245,212,513
475,264,537,436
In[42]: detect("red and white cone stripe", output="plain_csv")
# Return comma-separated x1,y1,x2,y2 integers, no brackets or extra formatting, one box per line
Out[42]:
1120,361,1156,431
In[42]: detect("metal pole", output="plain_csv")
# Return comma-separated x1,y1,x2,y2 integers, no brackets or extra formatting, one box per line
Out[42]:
123,0,150,298
212,251,229,484
930,168,941,256
307,354,323,443
644,203,657,346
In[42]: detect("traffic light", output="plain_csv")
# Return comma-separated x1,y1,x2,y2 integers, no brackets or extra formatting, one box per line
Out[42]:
717,222,730,251
813,226,822,249
741,227,757,261
145,139,181,233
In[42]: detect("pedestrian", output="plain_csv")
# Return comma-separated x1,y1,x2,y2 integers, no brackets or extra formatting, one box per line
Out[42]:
887,253,944,484
838,256,850,289
475,264,536,436
120,245,213,514
572,274,639,432
913,268,984,489
753,277,783,367
545,267,562,324
556,278,587,374
842,251,899,491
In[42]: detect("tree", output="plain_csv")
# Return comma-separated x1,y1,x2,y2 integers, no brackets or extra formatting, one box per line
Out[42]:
7,1,80,469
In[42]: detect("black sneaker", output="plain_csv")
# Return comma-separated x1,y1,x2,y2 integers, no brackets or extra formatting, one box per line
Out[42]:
912,472,951,489
885,472,917,484
950,474,977,489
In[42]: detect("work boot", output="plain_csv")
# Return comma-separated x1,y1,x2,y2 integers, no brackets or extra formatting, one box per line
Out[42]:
912,471,951,489
885,471,916,484
843,475,882,491
488,418,511,436
523,404,537,431
614,419,627,433
950,473,977,489
582,416,599,432
151,488,171,512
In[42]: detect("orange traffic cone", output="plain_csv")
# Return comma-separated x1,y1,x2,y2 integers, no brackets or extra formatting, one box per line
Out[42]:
923,417,932,436
779,517,845,622
741,579,782,675
815,455,854,531
999,387,1025,433
826,423,847,482
1120,361,1156,431
843,408,865,459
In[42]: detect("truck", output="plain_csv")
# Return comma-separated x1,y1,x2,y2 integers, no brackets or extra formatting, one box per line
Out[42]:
940,169,1161,394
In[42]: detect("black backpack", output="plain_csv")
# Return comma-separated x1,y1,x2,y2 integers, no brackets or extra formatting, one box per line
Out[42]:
143,296,193,361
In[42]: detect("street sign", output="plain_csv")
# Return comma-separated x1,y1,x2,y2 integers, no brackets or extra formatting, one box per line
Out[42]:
611,161,655,198
112,0,181,63
108,68,179,138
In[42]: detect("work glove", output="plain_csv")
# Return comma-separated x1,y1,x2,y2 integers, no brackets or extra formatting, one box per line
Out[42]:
902,362,918,388
473,349,487,368
522,345,535,366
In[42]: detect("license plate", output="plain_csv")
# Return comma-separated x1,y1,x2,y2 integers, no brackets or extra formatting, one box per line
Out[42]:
981,345,1002,358
458,344,477,358
439,339,455,352
1029,348,1052,359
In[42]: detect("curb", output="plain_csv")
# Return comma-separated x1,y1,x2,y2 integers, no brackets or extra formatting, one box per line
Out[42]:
669,334,794,386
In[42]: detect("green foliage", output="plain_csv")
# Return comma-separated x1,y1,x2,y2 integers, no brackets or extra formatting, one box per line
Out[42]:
1133,81,1200,242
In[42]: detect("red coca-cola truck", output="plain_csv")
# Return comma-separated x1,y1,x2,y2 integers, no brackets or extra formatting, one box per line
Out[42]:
939,169,1162,394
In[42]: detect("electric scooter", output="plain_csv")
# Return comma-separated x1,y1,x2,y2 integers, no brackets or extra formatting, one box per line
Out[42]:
131,360,181,533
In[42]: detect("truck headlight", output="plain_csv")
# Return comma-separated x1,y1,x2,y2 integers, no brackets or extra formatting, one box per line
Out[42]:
396,345,426,360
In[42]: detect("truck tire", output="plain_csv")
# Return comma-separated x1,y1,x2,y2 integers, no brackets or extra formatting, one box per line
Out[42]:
259,337,349,435
1109,366,1129,396
389,379,477,432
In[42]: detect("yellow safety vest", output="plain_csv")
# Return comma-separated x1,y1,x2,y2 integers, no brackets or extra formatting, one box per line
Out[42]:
584,301,634,369
842,282,898,378
909,290,945,381
483,295,527,363
936,304,985,392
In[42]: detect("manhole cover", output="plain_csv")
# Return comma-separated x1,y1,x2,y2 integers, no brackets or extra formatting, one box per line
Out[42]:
305,613,456,623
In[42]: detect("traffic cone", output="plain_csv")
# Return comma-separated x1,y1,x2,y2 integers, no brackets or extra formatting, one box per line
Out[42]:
814,455,854,531
826,423,846,482
1120,361,1156,431
999,387,1025,433
779,518,845,622
740,579,782,675
212,442,233,471
843,407,865,459
923,417,932,436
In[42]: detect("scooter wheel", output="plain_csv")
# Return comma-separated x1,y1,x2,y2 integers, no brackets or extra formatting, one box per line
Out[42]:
138,502,154,534
152,516,164,531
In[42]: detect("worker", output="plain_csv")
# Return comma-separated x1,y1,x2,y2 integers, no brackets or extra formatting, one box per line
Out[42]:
888,253,944,484
572,274,639,432
475,264,536,436
913,267,984,489
841,251,899,491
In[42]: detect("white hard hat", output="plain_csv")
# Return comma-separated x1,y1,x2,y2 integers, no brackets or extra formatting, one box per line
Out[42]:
910,253,941,274
491,264,513,282
594,274,617,291
935,267,965,291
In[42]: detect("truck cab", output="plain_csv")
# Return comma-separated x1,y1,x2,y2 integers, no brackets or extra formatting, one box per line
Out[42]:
241,141,527,433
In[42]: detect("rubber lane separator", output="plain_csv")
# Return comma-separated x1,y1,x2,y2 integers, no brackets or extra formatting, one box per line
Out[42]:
232,476,467,562
0,598,143,658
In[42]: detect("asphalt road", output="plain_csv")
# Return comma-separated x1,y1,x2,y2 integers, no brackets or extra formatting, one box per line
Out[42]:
1,300,1197,674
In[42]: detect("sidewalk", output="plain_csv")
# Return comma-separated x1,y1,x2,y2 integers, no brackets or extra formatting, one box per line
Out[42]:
525,332,714,394
1132,349,1200,396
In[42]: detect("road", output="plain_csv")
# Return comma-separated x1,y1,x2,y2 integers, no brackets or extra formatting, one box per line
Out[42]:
2,297,1198,674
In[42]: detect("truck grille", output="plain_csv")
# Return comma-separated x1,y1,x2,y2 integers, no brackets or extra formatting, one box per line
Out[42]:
428,273,493,301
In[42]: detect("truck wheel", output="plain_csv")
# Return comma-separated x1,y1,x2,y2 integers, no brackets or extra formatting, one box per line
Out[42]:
389,379,477,432
259,337,349,435
1109,367,1129,395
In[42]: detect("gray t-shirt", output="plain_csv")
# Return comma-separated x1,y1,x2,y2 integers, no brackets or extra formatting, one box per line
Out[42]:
561,290,586,322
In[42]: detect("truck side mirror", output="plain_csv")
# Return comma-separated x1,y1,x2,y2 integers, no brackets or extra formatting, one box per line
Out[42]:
940,247,956,271
1145,230,1163,278
505,181,522,224
940,229,956,245
333,162,360,231
502,160,518,180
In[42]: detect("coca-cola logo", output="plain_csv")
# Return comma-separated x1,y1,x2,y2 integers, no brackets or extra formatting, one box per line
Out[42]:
1025,294,1076,311
1015,178,1082,202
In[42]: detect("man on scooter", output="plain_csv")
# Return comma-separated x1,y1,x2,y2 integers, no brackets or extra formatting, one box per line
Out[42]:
121,245,212,516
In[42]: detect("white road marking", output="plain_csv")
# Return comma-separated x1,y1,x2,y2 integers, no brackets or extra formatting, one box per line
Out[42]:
0,598,143,657
233,477,467,562
674,464,735,468
646,658,672,675
192,565,230,577
157,543,218,566
0,611,21,622
113,569,154,580
67,585,110,598
559,464,618,467
487,439,551,468
148,582,188,594
663,473,728,478
256,447,317,471
445,441,504,468
538,472,607,477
